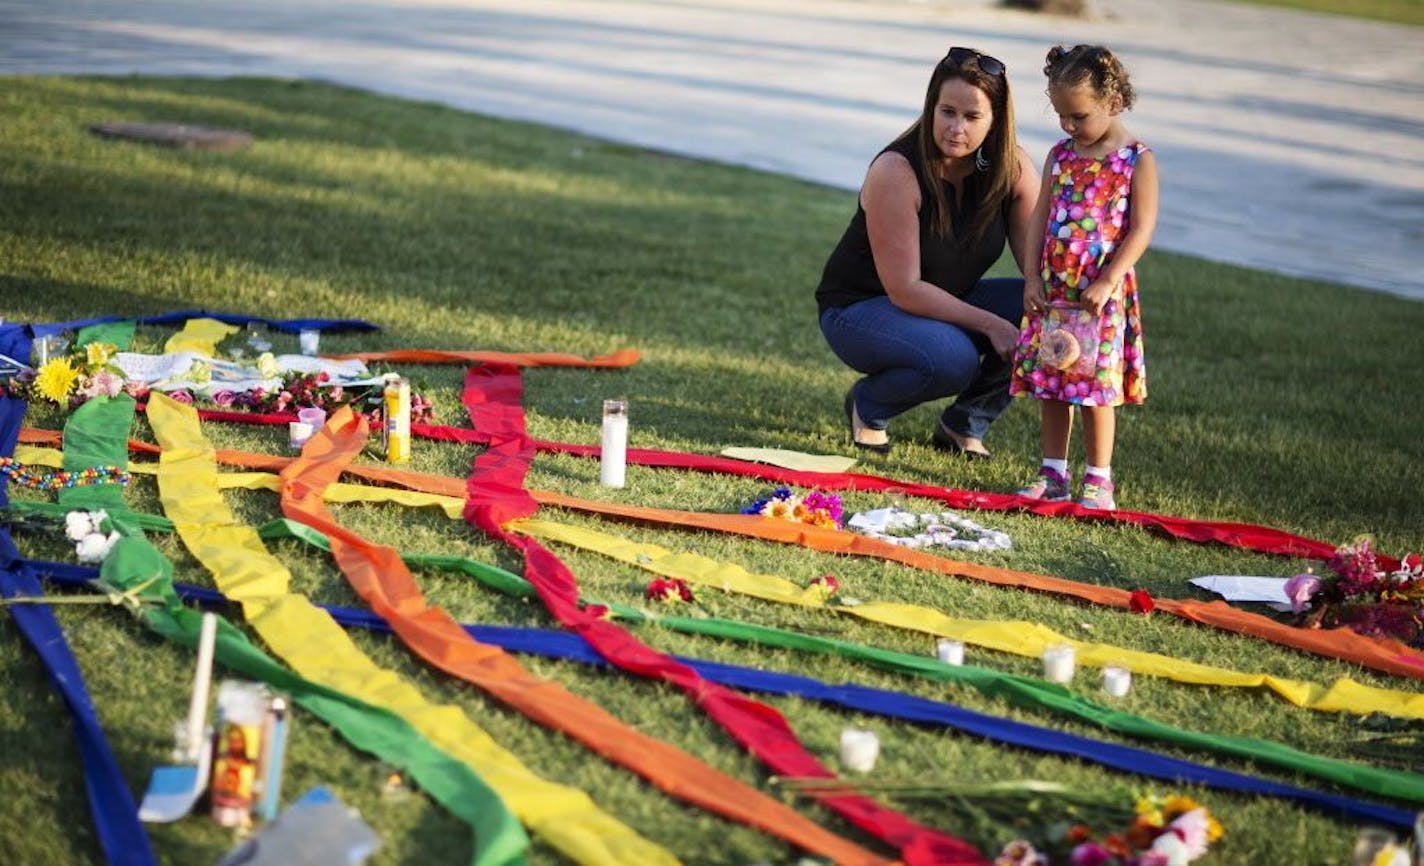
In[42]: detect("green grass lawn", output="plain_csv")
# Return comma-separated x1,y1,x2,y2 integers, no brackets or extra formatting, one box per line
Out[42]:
1218,0,1424,26
2,75,1423,866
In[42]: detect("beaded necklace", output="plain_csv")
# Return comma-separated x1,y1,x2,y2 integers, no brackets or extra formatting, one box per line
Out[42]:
0,456,131,491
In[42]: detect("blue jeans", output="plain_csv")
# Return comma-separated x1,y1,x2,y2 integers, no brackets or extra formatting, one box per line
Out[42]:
819,278,1023,440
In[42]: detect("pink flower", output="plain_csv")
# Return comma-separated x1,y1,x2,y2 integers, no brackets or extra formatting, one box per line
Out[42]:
1164,808,1211,859
1147,829,1192,866
91,373,123,398
1283,573,1323,613
168,389,193,405
995,840,1047,866
211,389,237,407
1069,842,1112,866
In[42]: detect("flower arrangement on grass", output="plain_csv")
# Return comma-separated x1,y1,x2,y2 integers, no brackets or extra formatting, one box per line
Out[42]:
774,776,1221,866
740,487,843,530
1,341,126,408
1285,537,1424,647
134,369,435,426
998,792,1222,866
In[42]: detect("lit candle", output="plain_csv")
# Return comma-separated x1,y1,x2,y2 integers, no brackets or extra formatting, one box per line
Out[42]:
839,727,880,773
298,328,321,356
1102,665,1131,697
600,399,628,488
935,639,965,666
1041,644,1076,684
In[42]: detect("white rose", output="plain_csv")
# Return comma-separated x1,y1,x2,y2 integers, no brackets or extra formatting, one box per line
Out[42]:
64,509,107,541
256,352,280,379
75,530,121,563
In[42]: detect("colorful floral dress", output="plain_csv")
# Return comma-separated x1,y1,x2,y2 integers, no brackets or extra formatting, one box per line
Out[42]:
1010,139,1148,407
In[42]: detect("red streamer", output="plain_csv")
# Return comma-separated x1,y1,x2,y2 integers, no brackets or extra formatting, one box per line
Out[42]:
459,364,989,866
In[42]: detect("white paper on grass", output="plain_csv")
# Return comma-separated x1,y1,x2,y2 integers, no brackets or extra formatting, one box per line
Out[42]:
113,351,380,397
1189,575,1294,611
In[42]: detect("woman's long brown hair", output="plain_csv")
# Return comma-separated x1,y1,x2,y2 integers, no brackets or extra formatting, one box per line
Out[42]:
893,50,1018,244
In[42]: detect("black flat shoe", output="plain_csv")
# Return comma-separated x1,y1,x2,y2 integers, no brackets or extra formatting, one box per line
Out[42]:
931,421,992,461
845,388,891,454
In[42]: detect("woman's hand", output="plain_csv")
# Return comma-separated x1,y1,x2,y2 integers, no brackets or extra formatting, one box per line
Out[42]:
986,316,1021,360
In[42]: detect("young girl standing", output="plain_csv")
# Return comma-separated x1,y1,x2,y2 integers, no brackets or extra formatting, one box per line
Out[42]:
1009,44,1159,510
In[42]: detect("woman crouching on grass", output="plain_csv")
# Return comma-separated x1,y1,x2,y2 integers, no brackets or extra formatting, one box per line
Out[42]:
816,46,1041,459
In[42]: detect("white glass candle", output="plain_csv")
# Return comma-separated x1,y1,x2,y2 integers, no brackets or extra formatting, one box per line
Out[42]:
935,639,965,666
839,727,880,773
298,328,321,356
1102,665,1131,697
1042,644,1076,684
288,421,315,450
600,399,628,488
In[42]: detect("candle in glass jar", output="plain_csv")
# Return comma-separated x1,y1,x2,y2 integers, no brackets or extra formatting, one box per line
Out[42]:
1102,665,1131,697
839,727,880,773
1041,644,1076,684
600,400,628,488
935,639,965,666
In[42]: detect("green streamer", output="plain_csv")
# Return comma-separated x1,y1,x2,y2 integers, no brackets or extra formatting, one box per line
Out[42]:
50,397,530,866
75,321,136,351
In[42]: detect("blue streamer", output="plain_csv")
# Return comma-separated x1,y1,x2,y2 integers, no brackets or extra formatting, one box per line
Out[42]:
26,559,1416,830
29,310,379,338
0,397,157,866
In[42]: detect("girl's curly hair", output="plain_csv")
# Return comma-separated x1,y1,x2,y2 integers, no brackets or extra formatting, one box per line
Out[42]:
1044,44,1136,109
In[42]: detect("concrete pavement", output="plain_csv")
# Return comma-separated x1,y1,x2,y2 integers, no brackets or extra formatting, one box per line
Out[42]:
2,0,1420,299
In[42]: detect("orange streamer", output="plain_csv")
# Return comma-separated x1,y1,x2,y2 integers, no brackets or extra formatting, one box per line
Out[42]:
326,348,640,368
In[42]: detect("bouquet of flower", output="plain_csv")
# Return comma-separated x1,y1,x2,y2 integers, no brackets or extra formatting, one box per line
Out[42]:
774,777,1221,866
141,369,435,426
740,487,843,530
1285,537,1424,647
1,341,127,408
997,792,1222,866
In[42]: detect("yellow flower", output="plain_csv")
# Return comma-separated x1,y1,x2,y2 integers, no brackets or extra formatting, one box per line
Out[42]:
34,358,80,403
85,342,115,367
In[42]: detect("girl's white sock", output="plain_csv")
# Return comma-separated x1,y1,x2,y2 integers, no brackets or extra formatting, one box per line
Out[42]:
1086,464,1112,481
1042,458,1069,476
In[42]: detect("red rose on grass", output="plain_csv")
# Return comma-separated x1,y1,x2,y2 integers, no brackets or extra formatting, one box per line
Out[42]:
1129,589,1155,614
646,577,695,604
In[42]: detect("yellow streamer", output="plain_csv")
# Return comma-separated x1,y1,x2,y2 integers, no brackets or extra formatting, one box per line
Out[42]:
510,518,1424,721
163,317,239,355
13,447,465,519
143,396,680,866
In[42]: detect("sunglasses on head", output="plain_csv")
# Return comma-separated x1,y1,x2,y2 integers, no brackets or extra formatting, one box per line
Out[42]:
943,46,1005,78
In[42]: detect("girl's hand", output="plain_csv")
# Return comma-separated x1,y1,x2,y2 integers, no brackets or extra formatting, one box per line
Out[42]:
1023,278,1048,317
1081,277,1120,315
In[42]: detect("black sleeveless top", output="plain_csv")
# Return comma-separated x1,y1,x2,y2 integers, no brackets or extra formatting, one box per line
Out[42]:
816,138,1008,311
